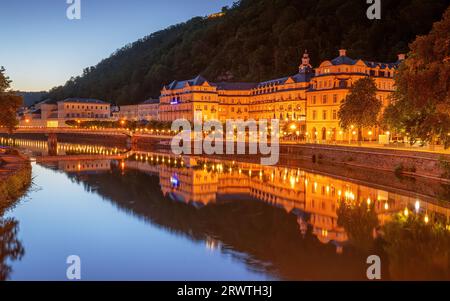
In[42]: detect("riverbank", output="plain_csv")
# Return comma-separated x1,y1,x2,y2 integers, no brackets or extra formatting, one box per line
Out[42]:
0,148,32,212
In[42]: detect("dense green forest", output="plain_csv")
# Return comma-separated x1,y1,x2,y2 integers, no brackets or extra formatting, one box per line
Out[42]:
45,0,450,105
18,91,47,106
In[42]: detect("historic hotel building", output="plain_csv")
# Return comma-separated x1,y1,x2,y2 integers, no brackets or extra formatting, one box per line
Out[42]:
159,49,402,142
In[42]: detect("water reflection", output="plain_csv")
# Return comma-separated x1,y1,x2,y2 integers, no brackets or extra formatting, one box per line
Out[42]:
0,216,24,280
42,152,450,279
2,137,450,280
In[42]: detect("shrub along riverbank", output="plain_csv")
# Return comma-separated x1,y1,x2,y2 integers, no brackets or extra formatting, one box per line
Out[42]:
0,149,32,213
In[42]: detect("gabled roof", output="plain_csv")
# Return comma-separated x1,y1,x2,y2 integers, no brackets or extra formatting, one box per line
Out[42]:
214,82,258,90
292,72,314,83
330,55,399,69
363,61,399,69
331,56,357,66
257,70,314,87
59,98,109,104
166,75,210,90
141,99,160,104
258,76,290,87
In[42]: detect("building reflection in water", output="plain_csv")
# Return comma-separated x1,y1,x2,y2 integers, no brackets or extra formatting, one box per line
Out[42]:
39,148,450,280
2,137,450,280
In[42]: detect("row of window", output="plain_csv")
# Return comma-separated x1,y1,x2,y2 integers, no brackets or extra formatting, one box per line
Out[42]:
317,67,394,77
310,94,340,105
195,105,217,111
66,113,109,118
311,109,338,121
65,105,108,110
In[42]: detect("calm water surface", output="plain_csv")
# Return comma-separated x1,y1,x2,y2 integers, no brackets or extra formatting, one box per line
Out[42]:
1,137,450,280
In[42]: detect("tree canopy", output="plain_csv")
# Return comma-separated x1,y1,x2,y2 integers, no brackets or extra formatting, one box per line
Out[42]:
338,77,381,141
0,67,23,134
383,6,450,148
45,0,450,105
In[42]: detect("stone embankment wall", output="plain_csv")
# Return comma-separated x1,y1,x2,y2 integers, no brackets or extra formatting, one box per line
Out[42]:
281,144,450,182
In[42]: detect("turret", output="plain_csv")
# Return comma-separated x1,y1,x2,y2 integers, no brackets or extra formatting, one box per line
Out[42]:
299,50,312,73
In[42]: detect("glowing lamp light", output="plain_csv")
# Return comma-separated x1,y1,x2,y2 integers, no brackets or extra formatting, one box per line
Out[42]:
384,202,389,210
415,200,420,212
424,214,429,224
170,174,180,188
290,124,297,131
404,207,409,217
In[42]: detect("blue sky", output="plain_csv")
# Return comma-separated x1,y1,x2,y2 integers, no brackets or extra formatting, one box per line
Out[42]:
0,0,235,91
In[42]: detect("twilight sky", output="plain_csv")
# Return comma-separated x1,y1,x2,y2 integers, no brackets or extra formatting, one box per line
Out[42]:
0,0,235,91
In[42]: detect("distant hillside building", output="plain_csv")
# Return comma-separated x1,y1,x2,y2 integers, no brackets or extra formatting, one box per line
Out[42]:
57,98,111,120
160,49,402,142
115,99,160,121
19,98,111,127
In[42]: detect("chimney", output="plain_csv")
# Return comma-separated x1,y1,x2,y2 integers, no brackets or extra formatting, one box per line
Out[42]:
397,53,406,61
339,49,347,57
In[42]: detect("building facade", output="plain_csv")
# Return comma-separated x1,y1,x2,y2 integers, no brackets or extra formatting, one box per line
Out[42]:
160,49,402,142
116,99,160,121
307,49,400,142
57,98,111,120
19,98,112,127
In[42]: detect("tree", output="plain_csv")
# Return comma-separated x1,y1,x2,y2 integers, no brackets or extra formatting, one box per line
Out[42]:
338,77,381,144
0,217,24,280
0,67,23,133
337,199,379,252
383,7,450,149
43,0,449,104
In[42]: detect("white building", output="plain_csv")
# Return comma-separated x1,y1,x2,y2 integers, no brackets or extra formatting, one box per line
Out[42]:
19,98,112,127
116,99,159,121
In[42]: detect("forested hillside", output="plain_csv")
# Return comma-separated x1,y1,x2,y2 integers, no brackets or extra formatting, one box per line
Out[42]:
46,0,450,105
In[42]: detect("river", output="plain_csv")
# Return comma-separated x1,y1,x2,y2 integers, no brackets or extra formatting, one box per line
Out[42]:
1,137,450,280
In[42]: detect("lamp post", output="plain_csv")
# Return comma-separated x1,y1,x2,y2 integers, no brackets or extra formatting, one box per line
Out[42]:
349,125,355,144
